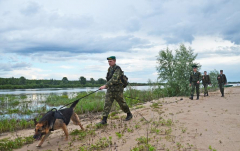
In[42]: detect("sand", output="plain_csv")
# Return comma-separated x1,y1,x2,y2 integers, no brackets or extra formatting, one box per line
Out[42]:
1,87,240,151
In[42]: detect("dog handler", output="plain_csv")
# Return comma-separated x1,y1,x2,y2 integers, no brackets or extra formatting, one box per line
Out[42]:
98,56,132,125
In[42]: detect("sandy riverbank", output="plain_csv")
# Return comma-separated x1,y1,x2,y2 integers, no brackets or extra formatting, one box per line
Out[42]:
1,87,240,151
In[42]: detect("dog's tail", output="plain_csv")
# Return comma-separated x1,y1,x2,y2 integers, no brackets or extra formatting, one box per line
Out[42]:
70,99,80,109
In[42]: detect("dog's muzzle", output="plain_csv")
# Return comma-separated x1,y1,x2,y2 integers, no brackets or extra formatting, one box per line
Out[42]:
33,133,45,140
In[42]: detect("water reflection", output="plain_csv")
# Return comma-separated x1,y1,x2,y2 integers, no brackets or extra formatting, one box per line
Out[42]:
0,87,116,120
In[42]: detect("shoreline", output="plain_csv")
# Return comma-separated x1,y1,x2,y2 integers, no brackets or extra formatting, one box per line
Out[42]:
0,87,239,150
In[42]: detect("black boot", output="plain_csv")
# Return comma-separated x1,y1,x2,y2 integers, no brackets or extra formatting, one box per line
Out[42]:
196,95,199,100
189,95,193,100
204,93,206,97
97,116,107,125
124,112,132,121
207,92,208,96
221,91,224,97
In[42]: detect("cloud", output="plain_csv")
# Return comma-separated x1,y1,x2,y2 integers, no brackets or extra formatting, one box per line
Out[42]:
0,0,239,82
0,62,31,71
144,0,240,44
20,2,40,16
59,65,75,69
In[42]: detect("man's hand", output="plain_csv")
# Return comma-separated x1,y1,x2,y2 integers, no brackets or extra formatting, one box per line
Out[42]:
197,81,200,84
99,85,107,90
218,77,220,79
189,84,191,87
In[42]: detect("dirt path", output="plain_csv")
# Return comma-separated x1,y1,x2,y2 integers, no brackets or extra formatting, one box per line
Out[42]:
2,87,240,151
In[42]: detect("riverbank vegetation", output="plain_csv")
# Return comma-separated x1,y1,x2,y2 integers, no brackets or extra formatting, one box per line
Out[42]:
0,77,106,89
0,76,153,89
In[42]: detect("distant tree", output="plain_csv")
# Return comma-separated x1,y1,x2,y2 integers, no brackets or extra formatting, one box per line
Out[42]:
79,76,87,85
19,76,27,85
97,78,106,84
90,78,95,84
62,77,68,84
49,79,54,85
0,78,5,85
156,44,200,96
9,77,17,85
209,69,219,88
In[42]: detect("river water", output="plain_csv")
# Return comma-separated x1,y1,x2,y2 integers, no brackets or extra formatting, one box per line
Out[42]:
0,86,153,95
0,86,154,120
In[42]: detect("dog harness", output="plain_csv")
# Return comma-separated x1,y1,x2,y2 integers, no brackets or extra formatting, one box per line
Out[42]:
50,110,67,131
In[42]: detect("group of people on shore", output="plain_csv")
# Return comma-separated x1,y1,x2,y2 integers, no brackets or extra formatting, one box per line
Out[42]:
97,56,228,125
189,65,227,100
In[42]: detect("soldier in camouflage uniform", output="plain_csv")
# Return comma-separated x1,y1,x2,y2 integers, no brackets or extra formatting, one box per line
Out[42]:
98,56,132,125
189,65,202,100
202,71,211,97
217,70,227,97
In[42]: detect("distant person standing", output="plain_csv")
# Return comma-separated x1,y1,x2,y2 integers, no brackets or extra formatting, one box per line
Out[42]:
202,71,211,97
189,65,202,100
217,70,227,97
98,56,132,125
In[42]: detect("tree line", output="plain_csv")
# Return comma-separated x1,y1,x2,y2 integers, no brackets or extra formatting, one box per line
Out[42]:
0,76,107,89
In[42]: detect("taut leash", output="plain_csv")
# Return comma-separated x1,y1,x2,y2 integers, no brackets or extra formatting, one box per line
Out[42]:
59,89,100,110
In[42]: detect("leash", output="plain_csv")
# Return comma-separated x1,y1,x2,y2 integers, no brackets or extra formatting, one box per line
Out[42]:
37,89,100,120
59,89,100,110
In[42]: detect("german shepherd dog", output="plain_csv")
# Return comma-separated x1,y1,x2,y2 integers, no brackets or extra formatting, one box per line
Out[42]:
33,100,84,147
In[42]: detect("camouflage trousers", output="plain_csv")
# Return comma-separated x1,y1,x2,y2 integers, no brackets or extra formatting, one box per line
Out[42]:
102,90,130,117
203,83,208,94
191,82,199,96
219,83,224,95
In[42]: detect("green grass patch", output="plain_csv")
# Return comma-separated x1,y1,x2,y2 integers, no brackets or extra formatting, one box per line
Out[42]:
0,136,34,151
0,118,40,133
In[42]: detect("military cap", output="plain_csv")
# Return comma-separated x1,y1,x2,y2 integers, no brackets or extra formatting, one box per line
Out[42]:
204,71,207,72
220,70,223,72
192,65,198,68
107,56,116,60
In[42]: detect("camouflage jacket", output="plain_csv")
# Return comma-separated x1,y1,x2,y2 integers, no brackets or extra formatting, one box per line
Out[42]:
202,75,211,84
217,74,227,84
105,64,123,92
190,71,202,83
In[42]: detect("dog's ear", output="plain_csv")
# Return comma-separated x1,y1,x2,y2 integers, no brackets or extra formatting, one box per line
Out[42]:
34,118,38,125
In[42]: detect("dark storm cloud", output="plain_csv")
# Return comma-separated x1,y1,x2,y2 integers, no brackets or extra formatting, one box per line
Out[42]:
0,0,240,55
0,62,31,71
146,0,240,44
7,35,151,55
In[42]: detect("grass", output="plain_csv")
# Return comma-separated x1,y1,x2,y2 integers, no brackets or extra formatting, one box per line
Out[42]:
131,136,155,151
136,136,150,144
45,87,166,115
0,86,167,134
0,136,35,151
115,132,123,139
0,117,41,133
45,91,106,114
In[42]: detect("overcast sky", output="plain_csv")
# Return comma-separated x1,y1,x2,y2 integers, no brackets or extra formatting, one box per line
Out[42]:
0,0,240,82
